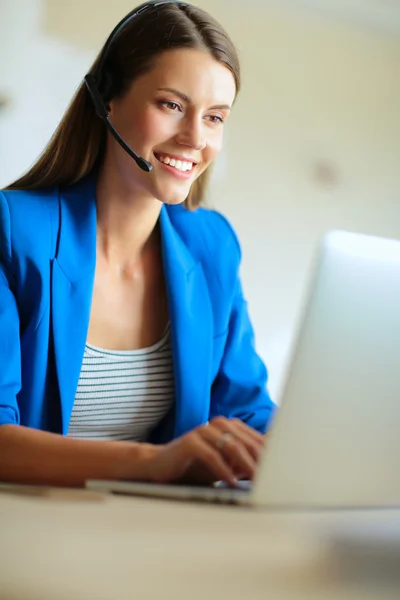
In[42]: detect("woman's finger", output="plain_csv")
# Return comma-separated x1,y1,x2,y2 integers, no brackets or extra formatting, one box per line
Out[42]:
186,434,237,486
209,417,264,463
199,423,257,479
230,418,266,445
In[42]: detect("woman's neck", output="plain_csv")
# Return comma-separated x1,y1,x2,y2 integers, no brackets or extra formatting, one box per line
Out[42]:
95,164,162,268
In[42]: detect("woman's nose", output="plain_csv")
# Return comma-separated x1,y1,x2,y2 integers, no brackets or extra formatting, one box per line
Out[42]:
176,116,206,151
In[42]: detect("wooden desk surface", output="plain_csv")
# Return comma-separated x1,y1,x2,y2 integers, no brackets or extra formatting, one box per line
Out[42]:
0,485,399,600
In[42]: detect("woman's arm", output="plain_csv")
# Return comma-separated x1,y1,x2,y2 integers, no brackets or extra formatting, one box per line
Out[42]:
0,424,157,486
0,417,264,488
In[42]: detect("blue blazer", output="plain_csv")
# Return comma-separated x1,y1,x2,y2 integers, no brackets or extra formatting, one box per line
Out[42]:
0,176,275,441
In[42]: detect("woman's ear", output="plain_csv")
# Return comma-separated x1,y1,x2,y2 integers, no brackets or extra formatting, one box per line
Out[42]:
107,97,117,117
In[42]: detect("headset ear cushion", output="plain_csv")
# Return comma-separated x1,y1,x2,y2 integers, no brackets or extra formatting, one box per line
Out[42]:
98,68,114,101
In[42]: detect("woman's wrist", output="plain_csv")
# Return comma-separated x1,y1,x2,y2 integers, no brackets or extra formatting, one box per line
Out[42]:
115,441,163,482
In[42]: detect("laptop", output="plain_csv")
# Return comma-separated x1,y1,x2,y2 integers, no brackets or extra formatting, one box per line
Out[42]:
86,230,400,508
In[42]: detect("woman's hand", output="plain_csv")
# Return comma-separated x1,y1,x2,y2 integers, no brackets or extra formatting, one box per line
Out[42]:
144,417,265,487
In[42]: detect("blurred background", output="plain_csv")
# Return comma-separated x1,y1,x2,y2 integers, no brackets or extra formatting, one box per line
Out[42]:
1,0,399,401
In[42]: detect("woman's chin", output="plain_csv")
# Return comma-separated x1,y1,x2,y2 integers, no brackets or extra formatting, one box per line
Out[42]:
155,187,190,206
160,196,187,206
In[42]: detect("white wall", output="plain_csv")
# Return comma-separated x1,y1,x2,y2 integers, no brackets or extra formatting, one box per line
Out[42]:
0,0,94,186
1,0,399,401
206,2,400,400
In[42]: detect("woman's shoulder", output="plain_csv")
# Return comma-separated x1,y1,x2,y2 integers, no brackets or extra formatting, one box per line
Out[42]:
0,186,59,220
166,204,242,265
0,186,59,263
0,185,59,211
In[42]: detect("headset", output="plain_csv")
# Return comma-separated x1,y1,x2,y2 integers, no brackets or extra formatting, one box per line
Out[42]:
84,1,189,172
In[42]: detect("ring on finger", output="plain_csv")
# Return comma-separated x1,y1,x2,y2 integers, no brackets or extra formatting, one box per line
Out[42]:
216,432,234,452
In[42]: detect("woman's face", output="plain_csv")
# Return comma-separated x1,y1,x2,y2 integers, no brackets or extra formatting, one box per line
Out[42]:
107,48,236,205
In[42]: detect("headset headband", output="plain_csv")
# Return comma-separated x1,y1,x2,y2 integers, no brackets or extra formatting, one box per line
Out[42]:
84,1,189,172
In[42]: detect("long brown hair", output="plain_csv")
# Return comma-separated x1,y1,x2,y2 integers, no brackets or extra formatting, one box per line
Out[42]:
6,1,241,210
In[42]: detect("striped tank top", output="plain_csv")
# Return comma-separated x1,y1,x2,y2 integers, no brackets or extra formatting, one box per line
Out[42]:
67,326,174,442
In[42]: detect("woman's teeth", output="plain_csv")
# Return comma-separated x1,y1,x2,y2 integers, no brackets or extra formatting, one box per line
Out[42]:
157,155,194,172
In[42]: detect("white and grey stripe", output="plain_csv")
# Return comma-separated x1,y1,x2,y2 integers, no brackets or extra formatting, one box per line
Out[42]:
68,326,174,442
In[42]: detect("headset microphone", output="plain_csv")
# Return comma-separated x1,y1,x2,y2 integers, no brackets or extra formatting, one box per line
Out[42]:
85,73,153,172
84,1,188,173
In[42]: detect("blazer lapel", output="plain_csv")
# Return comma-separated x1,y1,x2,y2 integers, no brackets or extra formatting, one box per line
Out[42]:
51,177,97,434
51,186,213,438
160,206,213,437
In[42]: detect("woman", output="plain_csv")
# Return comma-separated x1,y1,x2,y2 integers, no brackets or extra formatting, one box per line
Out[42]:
0,1,275,487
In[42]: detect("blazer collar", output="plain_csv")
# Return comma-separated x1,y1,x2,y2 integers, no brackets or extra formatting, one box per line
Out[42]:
55,176,197,282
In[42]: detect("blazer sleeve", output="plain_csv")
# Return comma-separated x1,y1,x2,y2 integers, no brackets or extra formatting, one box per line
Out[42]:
0,193,21,426
209,275,276,433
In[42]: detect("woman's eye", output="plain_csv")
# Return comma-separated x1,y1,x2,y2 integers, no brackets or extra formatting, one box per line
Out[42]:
207,115,224,125
160,101,180,111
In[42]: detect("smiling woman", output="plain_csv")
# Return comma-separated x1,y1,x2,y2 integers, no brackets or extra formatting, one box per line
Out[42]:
7,1,240,210
0,1,275,488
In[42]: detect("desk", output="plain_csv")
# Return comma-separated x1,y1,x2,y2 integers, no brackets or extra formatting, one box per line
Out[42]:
0,485,399,600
